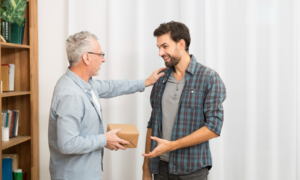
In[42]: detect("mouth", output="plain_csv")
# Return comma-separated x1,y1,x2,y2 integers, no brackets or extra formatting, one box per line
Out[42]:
163,56,171,62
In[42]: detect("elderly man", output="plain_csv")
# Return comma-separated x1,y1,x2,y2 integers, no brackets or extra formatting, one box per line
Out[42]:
48,31,166,180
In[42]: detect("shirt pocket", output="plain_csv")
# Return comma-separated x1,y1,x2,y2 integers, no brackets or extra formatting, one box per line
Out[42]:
183,88,204,109
82,104,100,134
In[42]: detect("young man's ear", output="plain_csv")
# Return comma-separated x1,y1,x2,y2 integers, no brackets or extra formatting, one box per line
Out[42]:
179,39,186,51
82,53,90,65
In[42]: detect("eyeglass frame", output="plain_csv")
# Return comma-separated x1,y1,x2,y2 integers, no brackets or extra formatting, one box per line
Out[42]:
87,52,105,58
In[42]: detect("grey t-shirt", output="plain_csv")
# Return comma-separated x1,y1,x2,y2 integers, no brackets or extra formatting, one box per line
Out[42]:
160,71,185,162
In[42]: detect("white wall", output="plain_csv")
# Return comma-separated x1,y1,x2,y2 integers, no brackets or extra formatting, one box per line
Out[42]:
38,1,69,180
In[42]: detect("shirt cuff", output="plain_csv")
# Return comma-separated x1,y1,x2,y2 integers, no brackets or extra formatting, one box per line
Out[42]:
98,134,107,148
138,79,145,92
205,120,223,136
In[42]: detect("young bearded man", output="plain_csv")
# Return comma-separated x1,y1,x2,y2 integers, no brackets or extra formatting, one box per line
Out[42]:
142,21,227,180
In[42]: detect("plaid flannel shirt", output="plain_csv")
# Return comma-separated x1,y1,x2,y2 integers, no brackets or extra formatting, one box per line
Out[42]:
147,55,226,175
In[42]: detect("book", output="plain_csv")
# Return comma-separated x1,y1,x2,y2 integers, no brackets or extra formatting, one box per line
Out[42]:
2,158,13,180
1,64,10,91
2,112,5,127
1,21,11,42
9,111,15,137
2,154,19,170
13,110,19,136
7,110,12,134
5,112,9,127
9,64,15,91
22,172,26,180
1,21,6,42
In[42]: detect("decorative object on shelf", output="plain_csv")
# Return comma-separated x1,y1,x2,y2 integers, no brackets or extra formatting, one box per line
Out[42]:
0,35,7,42
13,169,23,180
2,127,9,141
0,0,27,44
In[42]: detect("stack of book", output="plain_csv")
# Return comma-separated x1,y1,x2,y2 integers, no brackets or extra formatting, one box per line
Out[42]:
1,21,25,44
1,64,15,92
2,110,19,137
1,21,11,42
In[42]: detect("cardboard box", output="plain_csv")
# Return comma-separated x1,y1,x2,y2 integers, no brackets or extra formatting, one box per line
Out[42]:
107,124,139,148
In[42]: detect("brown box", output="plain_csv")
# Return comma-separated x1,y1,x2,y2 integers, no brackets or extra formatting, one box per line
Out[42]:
107,124,139,148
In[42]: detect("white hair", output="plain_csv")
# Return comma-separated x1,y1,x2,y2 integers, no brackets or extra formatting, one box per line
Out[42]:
66,31,98,66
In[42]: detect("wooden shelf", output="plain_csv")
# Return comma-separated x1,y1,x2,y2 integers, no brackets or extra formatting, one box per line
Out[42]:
0,1,39,179
1,91,31,97
1,42,30,49
2,136,31,150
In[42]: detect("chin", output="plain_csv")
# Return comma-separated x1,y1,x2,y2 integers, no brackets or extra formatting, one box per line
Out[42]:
93,71,100,76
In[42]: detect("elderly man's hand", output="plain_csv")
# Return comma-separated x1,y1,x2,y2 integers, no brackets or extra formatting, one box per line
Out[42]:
105,129,129,151
145,67,168,87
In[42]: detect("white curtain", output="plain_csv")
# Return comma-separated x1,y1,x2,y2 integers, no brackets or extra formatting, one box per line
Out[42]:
68,0,299,180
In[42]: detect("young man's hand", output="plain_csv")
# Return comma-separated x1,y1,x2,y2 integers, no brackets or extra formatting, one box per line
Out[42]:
145,67,168,87
142,136,175,158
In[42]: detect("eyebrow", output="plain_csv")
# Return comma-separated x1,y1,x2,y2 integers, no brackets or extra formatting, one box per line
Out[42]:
157,43,167,48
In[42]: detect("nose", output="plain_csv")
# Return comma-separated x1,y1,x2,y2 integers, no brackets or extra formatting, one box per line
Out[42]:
102,57,106,63
159,48,165,57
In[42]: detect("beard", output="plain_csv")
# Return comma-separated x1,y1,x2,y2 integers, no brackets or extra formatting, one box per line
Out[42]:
164,54,181,68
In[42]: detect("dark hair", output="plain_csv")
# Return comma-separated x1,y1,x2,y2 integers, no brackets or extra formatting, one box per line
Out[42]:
153,21,191,52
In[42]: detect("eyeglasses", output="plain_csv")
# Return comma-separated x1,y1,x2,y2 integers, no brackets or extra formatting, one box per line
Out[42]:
87,52,105,58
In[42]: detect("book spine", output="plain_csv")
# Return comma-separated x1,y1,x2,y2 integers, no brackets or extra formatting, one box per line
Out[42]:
1,21,5,41
5,21,9,41
14,111,19,136
8,22,11,42
6,112,9,127
10,111,15,137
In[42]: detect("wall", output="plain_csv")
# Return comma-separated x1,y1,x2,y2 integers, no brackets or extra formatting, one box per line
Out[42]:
38,1,69,179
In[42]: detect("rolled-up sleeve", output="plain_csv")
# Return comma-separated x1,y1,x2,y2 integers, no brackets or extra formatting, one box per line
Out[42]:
94,79,145,98
204,72,226,136
56,94,107,154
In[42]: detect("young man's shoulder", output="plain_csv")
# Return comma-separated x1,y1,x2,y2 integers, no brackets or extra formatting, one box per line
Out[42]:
194,62,221,78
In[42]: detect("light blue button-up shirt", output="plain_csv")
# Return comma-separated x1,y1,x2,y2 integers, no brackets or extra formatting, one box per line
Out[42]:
48,68,145,180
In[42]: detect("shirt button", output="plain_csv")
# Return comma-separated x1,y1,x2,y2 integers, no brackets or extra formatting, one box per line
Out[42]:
101,125,103,127
90,98,92,100
100,153,102,156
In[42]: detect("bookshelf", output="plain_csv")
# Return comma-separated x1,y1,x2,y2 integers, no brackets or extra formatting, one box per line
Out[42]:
0,0,39,180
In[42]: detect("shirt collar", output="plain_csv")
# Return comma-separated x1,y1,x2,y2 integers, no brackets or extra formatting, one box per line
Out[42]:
66,68,94,91
186,54,197,75
162,55,197,83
